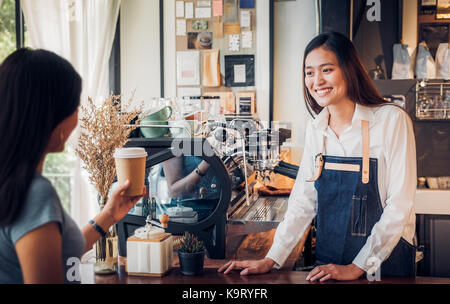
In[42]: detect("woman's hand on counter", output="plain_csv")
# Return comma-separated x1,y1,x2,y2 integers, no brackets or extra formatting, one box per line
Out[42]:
217,258,275,276
306,263,364,282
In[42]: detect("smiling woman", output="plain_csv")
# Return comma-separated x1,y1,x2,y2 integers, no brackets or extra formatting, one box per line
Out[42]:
302,32,389,117
219,32,417,282
304,47,351,113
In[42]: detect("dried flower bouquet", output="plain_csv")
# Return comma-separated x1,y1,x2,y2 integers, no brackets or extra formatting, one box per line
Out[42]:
75,93,143,274
76,94,143,207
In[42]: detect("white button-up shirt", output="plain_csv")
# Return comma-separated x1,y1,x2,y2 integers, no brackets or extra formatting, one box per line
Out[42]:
266,103,417,272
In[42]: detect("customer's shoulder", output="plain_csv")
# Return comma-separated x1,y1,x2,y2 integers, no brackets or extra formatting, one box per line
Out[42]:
10,173,64,245
25,174,60,212
28,173,57,198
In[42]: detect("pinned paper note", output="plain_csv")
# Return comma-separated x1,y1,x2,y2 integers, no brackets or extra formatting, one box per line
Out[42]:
229,34,240,52
236,91,256,114
234,64,246,83
225,55,255,87
195,7,212,18
212,0,223,16
192,20,208,30
203,91,236,113
224,23,240,34
178,87,202,97
185,2,194,19
239,0,254,9
213,18,224,38
176,1,185,18
224,0,238,22
240,11,251,28
197,0,211,6
202,49,221,87
177,51,200,86
242,31,252,48
176,19,187,36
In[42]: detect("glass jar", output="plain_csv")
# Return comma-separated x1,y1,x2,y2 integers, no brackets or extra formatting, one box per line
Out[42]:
94,197,118,275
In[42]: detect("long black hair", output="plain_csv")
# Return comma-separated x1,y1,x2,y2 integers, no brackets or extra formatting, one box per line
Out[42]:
302,32,389,117
0,49,82,226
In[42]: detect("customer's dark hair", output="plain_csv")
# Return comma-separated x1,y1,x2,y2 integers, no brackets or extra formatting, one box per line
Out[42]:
302,32,389,117
0,48,81,225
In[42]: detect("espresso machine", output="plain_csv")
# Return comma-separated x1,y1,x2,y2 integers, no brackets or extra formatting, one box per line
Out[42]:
116,115,299,259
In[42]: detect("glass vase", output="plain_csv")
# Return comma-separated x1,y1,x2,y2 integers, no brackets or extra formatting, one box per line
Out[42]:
94,196,118,275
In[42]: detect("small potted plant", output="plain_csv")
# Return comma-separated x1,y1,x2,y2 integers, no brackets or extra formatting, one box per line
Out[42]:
178,231,205,276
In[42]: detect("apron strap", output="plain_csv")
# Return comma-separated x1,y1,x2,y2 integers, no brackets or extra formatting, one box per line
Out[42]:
361,120,370,184
307,119,370,183
306,133,326,182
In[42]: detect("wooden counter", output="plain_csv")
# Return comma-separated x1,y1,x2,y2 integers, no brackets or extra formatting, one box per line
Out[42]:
81,220,450,284
88,266,450,284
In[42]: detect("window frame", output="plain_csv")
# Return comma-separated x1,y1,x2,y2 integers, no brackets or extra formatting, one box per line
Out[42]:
14,0,24,49
109,12,121,95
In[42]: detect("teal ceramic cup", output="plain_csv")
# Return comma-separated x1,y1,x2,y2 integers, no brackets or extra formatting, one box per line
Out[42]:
140,106,173,138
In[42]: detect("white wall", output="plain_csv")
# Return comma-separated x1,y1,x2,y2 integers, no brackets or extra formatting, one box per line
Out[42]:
402,0,418,48
120,0,161,111
273,0,317,147
164,0,271,122
163,0,176,101
121,0,317,142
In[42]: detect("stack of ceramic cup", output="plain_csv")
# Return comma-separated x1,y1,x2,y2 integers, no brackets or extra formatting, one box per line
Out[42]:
140,106,173,138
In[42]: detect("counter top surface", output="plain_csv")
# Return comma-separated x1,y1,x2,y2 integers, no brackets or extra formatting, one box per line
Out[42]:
78,189,450,284
87,266,450,284
81,220,450,285
415,189,450,215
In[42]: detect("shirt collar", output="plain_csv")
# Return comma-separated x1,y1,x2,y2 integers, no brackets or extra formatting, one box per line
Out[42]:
351,103,375,125
311,107,330,131
311,103,375,131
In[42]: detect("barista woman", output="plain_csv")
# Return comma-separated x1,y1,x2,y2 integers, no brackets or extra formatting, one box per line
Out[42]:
218,32,417,281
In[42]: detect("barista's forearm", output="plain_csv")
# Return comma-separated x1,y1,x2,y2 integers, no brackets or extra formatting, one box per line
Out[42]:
168,170,202,198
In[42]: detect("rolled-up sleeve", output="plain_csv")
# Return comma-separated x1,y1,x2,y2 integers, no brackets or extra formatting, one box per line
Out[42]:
352,109,417,273
266,122,318,268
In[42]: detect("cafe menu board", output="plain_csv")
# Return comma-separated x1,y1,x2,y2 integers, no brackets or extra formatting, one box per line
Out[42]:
175,0,257,114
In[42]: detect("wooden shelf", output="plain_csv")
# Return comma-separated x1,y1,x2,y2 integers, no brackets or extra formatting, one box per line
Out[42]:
418,13,450,24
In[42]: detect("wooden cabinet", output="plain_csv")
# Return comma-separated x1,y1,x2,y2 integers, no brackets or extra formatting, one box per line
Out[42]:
417,214,450,278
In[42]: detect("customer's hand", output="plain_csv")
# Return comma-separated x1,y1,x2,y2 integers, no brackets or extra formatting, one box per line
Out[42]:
102,180,147,224
217,258,275,276
306,263,364,282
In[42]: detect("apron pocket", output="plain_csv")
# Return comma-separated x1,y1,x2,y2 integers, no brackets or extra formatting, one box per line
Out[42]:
351,195,367,236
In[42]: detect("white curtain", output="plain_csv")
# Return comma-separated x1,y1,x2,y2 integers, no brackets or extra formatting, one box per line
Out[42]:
21,0,121,227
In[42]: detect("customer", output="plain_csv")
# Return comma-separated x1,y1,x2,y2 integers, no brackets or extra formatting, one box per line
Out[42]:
0,49,144,283
218,32,417,281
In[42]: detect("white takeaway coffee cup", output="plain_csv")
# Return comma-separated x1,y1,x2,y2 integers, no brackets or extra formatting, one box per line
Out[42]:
113,148,148,196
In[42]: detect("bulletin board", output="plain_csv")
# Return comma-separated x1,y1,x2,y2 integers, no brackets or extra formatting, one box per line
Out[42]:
174,0,258,114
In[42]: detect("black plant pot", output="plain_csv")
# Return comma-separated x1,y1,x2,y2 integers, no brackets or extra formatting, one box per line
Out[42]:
178,250,205,276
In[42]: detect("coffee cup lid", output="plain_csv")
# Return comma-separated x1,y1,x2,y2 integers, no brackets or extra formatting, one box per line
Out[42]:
113,147,147,159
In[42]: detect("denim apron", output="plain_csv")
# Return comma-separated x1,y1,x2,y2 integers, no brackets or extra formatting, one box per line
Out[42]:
311,120,416,277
